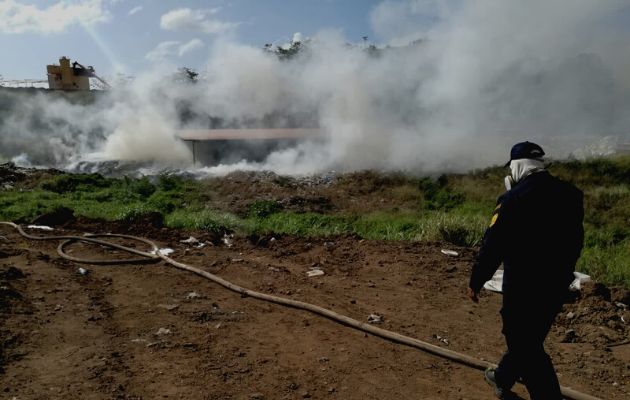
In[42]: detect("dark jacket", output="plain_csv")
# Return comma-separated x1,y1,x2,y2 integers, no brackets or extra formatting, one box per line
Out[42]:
469,171,584,306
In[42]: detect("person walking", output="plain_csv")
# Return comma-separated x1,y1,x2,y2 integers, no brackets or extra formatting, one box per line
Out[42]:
467,141,584,399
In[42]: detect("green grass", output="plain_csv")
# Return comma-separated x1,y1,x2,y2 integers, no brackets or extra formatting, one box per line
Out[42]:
0,156,628,288
578,241,630,288
166,209,244,234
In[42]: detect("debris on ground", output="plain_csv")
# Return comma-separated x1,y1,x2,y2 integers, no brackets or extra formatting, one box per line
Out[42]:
484,270,594,294
26,225,54,231
306,269,325,277
223,234,234,248
186,291,201,300
77,267,89,276
150,248,174,256
158,304,179,311
440,249,459,257
155,328,172,335
432,334,450,346
367,313,383,324
180,236,200,244
570,272,592,291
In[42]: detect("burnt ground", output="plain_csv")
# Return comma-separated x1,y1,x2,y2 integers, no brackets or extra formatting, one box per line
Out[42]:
0,221,628,400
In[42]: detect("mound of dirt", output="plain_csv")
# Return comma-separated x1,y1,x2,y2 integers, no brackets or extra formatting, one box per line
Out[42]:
0,163,26,188
0,162,62,190
556,282,630,347
31,207,76,227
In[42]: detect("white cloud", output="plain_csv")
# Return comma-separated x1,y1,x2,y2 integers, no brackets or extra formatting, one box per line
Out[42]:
160,7,238,34
0,0,110,34
128,5,142,16
145,41,179,61
145,38,204,61
178,38,204,56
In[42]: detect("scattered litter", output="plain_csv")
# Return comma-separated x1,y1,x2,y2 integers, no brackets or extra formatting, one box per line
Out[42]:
485,270,593,293
180,236,207,248
186,292,201,300
180,236,199,244
324,241,335,250
231,258,244,263
27,225,54,231
569,272,591,291
440,249,459,257
270,237,276,242
433,334,450,345
367,313,383,324
307,269,325,277
223,234,234,248
158,304,179,311
131,338,147,344
156,327,171,335
615,302,627,310
483,270,504,293
622,316,627,324
77,267,89,276
150,248,174,256
566,312,575,320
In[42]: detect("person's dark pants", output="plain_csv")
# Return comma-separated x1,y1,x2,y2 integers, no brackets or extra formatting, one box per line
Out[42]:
494,298,563,400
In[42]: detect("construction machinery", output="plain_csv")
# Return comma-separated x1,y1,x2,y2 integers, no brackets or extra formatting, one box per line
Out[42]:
46,57,110,91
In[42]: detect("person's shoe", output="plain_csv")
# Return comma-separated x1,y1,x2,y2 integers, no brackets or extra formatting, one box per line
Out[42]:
484,368,513,399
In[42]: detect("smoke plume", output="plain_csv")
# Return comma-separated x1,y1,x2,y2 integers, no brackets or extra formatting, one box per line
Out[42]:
1,0,629,175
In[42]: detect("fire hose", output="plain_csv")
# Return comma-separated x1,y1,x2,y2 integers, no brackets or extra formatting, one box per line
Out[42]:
0,222,602,400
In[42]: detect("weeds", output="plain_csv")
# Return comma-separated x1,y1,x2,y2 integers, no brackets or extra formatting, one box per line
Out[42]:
166,209,242,234
247,199,283,218
418,176,465,211
0,156,628,288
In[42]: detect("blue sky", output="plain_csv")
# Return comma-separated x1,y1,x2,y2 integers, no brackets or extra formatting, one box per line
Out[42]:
0,0,385,79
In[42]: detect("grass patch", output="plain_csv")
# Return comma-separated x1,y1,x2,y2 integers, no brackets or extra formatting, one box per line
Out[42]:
165,209,243,234
247,212,351,237
578,241,630,288
243,210,487,246
0,156,628,288
247,199,283,218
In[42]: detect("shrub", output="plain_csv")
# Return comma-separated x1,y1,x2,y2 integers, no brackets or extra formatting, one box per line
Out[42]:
124,176,156,198
247,199,282,218
41,173,109,193
419,177,465,211
156,174,184,192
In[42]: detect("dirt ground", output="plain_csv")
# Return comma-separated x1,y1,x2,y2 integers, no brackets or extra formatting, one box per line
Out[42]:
1,219,629,400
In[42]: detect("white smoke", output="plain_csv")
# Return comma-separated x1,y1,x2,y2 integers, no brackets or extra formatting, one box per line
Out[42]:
1,0,629,175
